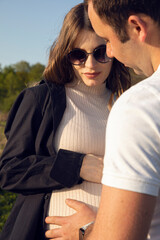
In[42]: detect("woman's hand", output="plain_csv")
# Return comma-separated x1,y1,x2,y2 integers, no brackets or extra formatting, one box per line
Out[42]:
45,199,96,240
80,154,103,183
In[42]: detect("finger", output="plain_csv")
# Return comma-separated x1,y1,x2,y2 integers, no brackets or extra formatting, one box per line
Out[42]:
65,198,88,211
45,216,68,226
66,199,96,222
45,228,61,238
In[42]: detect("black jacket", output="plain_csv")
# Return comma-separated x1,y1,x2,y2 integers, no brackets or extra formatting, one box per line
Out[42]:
0,80,85,240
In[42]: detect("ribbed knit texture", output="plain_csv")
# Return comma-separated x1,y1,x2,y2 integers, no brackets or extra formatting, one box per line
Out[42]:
48,80,111,229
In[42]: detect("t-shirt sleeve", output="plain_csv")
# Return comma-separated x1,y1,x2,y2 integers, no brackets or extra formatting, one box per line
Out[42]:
102,90,160,197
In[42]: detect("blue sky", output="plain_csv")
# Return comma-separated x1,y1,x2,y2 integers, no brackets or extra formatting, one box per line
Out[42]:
0,0,82,68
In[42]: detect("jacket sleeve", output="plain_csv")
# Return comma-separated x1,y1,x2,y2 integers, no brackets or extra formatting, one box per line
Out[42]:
0,87,84,194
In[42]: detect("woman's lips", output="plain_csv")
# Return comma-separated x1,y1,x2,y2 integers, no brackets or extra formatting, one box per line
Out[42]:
84,72,100,79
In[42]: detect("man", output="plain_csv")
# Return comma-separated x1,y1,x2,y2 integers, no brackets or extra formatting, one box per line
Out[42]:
45,0,160,239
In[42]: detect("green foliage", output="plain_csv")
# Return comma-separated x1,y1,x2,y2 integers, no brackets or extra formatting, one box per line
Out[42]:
0,94,20,112
0,61,45,113
0,190,17,232
0,119,7,156
0,74,7,101
13,61,30,73
29,63,45,83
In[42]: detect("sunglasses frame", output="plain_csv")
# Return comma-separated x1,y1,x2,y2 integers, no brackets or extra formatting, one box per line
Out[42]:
67,44,112,65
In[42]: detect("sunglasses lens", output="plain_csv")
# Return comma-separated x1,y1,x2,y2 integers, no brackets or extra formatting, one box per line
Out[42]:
94,46,109,63
68,49,86,65
67,45,111,65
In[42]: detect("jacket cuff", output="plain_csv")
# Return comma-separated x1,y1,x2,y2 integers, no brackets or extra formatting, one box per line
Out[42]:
51,149,85,188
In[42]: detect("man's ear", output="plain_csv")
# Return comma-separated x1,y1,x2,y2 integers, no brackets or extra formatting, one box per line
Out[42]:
128,15,147,42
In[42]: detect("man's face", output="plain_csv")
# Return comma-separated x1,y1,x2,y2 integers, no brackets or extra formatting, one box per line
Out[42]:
88,1,151,76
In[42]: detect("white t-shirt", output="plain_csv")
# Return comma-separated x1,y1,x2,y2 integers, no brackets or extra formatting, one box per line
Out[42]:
102,66,160,240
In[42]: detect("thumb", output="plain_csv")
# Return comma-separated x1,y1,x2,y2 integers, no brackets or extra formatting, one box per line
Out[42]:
65,198,86,212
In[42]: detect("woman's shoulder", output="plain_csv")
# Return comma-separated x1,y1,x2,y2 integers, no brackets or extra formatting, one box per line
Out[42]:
29,80,65,95
25,80,63,102
28,80,48,96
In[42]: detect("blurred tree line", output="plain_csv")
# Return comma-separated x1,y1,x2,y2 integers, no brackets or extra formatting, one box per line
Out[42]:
0,61,144,113
0,61,45,232
0,61,45,112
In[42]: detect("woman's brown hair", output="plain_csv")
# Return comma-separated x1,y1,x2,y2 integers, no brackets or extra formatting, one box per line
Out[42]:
43,3,131,98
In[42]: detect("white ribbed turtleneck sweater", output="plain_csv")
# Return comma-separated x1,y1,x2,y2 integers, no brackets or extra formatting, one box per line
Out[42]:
48,80,111,229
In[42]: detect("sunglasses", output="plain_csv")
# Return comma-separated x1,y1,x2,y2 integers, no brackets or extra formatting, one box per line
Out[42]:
67,44,112,65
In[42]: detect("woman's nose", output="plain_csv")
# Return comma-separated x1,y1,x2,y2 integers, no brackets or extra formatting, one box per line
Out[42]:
85,54,97,68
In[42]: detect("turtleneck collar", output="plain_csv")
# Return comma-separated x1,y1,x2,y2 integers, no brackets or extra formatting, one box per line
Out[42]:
66,78,108,96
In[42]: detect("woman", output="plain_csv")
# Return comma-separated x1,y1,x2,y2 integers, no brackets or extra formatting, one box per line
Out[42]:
0,3,131,240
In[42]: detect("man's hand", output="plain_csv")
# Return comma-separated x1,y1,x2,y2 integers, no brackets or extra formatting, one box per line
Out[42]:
45,199,96,240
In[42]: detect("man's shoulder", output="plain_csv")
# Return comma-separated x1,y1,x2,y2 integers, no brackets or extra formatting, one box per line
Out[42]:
114,71,160,110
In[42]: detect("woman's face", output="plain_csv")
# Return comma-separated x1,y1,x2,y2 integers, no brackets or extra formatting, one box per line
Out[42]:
72,29,113,87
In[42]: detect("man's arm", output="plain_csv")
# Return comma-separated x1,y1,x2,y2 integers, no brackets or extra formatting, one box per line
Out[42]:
45,184,156,240
87,185,156,240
